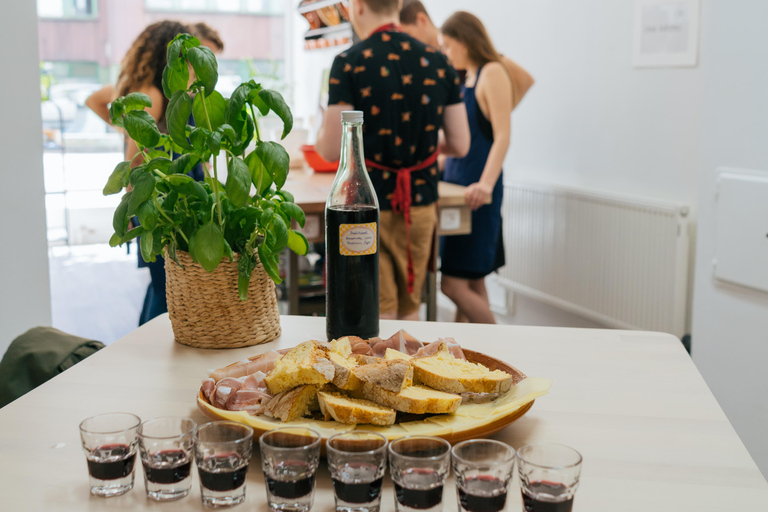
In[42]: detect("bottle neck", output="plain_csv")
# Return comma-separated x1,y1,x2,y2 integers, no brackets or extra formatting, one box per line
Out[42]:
338,121,364,178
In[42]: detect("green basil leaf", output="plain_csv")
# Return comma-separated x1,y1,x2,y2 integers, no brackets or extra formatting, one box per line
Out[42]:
168,154,201,175
187,46,218,97
146,157,173,174
109,233,121,247
226,157,252,208
218,124,236,145
271,215,289,253
109,97,125,128
287,230,309,256
122,92,152,111
278,190,294,202
206,130,222,155
140,229,155,263
167,174,208,201
189,221,225,272
124,110,161,148
255,141,289,190
113,192,131,236
227,82,257,134
103,161,131,196
119,226,144,245
237,254,254,301
193,90,226,131
128,171,157,214
258,89,293,139
258,244,282,284
245,150,272,196
166,37,186,72
189,126,208,152
232,114,255,156
279,201,306,228
167,91,193,150
249,87,269,115
137,200,158,231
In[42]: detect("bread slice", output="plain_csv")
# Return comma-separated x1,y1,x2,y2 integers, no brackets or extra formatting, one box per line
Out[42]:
329,351,362,391
353,359,413,392
317,391,396,426
265,385,319,421
385,348,413,361
330,336,353,358
412,349,513,394
360,383,461,415
264,340,335,395
354,354,380,366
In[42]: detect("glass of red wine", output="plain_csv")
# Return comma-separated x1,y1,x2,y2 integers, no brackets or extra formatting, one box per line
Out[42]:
259,427,321,512
79,412,141,497
137,417,196,502
517,443,583,512
194,421,253,508
327,431,388,512
451,439,516,512
388,436,451,512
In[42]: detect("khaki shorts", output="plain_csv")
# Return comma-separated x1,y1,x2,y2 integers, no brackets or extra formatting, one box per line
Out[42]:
379,205,438,316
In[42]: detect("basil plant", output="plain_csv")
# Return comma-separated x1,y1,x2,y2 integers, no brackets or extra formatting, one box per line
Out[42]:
103,33,308,300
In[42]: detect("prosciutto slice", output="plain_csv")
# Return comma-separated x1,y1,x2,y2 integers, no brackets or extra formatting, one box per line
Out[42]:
413,339,467,360
208,351,282,382
349,336,374,356
201,378,216,403
226,389,272,413
212,378,243,409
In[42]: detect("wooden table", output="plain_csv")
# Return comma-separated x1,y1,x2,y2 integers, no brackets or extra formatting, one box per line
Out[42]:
286,169,481,320
1,315,766,511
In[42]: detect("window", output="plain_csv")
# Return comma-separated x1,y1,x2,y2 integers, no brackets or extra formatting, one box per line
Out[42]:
144,0,283,15
37,0,98,19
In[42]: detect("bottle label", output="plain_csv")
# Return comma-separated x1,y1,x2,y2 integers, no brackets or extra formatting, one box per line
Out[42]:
339,223,377,256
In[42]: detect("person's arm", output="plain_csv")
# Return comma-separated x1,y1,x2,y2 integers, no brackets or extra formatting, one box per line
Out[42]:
465,62,512,211
439,103,470,158
315,103,351,162
85,85,116,125
500,55,534,110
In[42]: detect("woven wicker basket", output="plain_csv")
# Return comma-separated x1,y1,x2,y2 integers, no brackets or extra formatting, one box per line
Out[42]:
165,250,281,349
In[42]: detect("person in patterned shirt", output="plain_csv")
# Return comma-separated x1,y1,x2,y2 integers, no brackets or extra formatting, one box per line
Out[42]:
316,0,469,321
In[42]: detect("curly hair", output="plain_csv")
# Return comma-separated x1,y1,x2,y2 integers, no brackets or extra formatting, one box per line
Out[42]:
116,20,190,131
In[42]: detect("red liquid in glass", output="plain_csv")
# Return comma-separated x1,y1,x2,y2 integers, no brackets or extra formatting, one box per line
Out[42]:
522,481,573,512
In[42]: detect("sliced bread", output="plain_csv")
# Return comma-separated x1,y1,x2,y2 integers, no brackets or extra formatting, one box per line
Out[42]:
330,336,353,358
317,391,396,426
329,351,362,391
360,383,461,415
412,349,513,394
264,340,335,395
265,385,319,422
352,359,413,393
384,348,413,361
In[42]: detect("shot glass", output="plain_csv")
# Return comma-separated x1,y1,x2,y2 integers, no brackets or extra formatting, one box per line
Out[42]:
259,427,321,512
327,431,388,512
452,439,516,512
388,436,451,512
194,421,253,508
517,443,583,512
138,417,197,501
79,412,141,497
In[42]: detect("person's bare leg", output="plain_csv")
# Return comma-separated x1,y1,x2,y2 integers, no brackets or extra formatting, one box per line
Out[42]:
454,310,469,322
441,275,496,324
380,312,397,320
398,310,420,321
468,278,495,323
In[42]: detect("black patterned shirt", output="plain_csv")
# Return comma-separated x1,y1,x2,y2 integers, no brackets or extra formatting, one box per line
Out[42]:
328,28,463,210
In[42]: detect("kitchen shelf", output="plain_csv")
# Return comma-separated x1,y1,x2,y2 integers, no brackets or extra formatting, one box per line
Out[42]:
304,22,350,40
298,0,342,14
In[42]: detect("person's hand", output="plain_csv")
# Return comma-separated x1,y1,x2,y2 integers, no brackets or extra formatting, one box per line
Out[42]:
464,182,493,211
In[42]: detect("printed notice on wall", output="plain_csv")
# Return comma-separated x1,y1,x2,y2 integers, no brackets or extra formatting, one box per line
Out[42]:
633,0,700,68
339,223,377,256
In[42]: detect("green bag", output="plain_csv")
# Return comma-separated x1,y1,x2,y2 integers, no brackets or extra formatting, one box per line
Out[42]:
0,327,104,408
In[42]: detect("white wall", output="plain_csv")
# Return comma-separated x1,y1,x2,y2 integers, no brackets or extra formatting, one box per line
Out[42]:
0,2,52,354
691,0,768,478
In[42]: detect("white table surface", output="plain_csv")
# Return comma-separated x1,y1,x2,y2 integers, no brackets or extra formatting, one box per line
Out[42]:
1,315,766,511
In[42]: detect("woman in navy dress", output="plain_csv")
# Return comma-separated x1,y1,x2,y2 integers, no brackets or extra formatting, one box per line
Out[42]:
439,12,513,324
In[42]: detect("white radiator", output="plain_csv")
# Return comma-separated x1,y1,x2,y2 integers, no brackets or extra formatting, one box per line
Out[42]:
498,182,691,337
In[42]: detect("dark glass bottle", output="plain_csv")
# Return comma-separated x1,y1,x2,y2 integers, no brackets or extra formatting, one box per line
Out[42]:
325,110,380,341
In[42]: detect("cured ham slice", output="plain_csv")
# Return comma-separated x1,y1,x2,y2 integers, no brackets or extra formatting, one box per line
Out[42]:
413,339,466,360
208,351,282,382
226,389,272,412
201,378,216,403
240,371,269,393
349,336,374,356
212,378,242,409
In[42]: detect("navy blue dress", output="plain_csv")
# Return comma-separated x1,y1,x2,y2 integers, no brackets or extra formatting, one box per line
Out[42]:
440,66,505,279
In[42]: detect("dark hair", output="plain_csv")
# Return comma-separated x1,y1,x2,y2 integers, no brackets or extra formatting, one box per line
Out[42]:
400,0,430,25
441,11,500,67
116,20,190,132
360,0,400,15
191,22,224,52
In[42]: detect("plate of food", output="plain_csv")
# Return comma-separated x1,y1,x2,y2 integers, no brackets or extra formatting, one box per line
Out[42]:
197,331,551,445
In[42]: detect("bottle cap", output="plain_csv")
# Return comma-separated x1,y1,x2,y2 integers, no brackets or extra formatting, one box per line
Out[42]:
341,110,364,124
